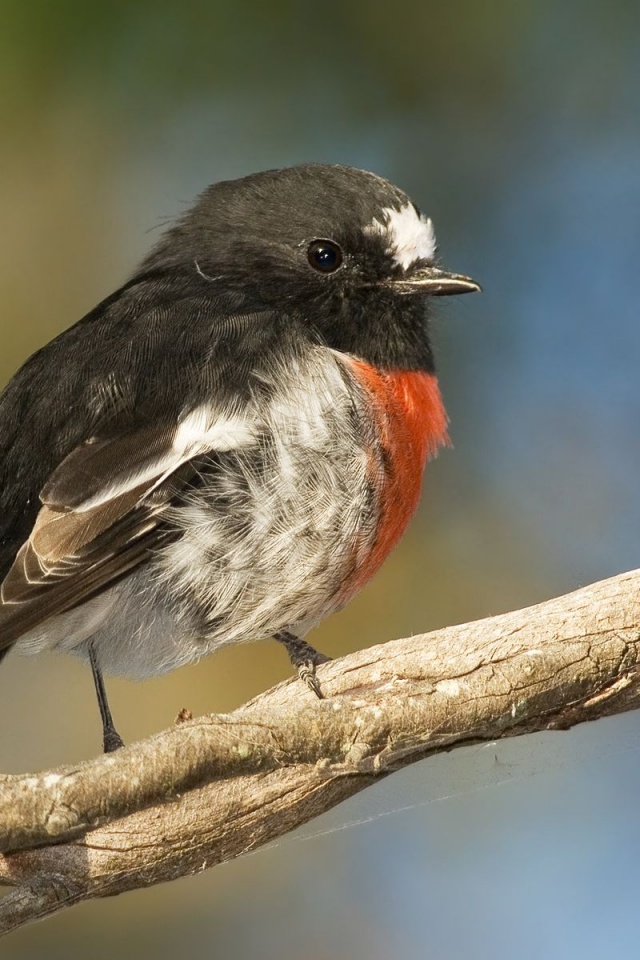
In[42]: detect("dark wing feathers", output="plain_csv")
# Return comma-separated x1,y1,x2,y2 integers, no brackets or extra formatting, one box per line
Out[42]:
0,443,197,649
0,274,286,653
0,270,275,578
41,423,180,511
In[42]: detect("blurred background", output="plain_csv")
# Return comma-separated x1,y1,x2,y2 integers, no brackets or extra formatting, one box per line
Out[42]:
2,1,640,956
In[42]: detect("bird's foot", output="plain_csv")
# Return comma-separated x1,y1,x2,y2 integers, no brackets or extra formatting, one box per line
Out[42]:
274,631,331,699
103,726,125,753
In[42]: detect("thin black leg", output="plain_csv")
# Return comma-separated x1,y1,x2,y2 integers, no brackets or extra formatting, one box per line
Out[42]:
274,631,331,699
89,643,124,753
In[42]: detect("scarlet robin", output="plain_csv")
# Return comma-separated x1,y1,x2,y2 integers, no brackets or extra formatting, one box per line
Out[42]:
0,164,479,751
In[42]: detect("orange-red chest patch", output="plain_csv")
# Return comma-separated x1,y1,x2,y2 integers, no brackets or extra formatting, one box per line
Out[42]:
341,359,449,599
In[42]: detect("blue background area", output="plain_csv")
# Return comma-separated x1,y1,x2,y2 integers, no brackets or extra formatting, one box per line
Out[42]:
1,2,639,956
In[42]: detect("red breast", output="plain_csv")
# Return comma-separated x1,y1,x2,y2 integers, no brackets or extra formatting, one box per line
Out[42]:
339,358,449,601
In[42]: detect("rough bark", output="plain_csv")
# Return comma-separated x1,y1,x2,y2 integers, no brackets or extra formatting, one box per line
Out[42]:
1,569,639,936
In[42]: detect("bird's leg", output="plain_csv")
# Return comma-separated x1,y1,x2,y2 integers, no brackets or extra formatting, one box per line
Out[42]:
89,643,124,753
274,630,331,699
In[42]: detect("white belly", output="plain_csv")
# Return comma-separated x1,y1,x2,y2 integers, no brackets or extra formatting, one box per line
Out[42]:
15,351,382,678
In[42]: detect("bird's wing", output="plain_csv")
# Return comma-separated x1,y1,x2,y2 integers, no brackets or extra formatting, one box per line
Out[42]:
0,405,257,650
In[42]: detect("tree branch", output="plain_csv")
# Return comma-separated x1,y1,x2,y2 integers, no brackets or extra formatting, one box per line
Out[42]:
1,569,639,936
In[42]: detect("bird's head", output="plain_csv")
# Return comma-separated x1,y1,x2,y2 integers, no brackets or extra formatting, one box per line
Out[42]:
140,163,480,369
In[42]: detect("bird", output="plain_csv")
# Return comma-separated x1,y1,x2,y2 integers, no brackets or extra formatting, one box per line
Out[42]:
0,163,479,752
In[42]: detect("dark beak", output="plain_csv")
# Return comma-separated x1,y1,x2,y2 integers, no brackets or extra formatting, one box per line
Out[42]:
390,266,481,296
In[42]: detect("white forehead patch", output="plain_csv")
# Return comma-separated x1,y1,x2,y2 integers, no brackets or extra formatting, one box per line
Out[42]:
365,204,436,270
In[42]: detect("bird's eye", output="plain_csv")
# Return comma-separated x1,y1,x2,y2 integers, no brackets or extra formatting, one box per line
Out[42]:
307,239,343,274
